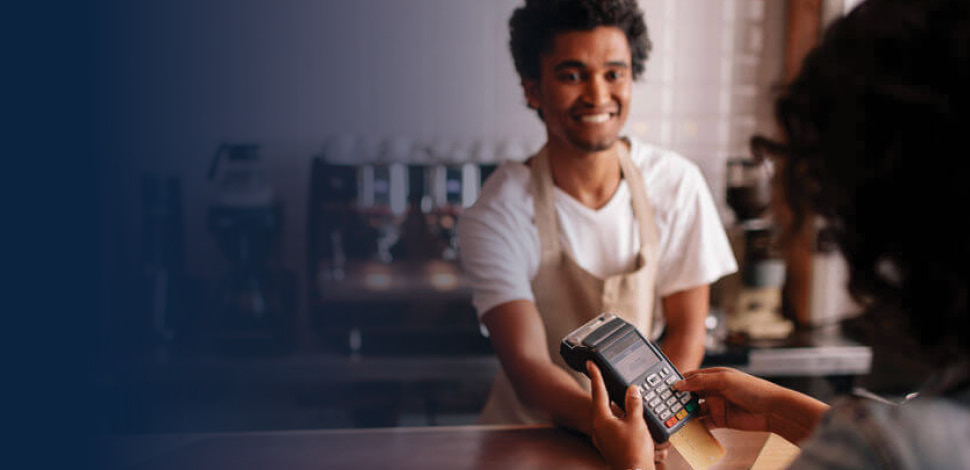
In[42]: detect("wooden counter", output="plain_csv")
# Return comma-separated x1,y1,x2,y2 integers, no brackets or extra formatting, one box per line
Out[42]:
101,424,799,470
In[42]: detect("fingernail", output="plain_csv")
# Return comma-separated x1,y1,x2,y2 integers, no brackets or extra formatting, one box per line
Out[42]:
672,380,685,390
631,386,641,398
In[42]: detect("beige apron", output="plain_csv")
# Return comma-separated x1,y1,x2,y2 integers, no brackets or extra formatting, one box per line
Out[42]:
479,142,661,424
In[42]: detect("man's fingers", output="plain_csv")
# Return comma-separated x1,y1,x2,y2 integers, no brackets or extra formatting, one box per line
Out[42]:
586,361,613,417
623,385,643,424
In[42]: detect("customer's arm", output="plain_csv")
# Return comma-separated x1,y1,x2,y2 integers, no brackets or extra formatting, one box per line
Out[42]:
674,367,830,444
659,284,710,372
482,299,594,434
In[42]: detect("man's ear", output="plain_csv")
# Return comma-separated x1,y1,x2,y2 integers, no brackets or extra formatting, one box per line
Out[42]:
522,78,541,111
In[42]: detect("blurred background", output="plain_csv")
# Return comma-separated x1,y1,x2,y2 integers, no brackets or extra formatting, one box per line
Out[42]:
84,0,915,437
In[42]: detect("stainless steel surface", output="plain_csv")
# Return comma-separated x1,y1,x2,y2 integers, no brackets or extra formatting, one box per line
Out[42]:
742,345,871,376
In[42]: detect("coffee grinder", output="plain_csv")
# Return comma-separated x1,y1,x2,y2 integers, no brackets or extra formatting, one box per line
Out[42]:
723,157,793,342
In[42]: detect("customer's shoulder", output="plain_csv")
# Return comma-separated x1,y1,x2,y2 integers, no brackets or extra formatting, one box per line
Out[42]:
809,395,970,468
829,393,970,421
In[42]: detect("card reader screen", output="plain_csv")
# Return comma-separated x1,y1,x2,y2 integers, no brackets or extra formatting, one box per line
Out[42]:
600,331,660,383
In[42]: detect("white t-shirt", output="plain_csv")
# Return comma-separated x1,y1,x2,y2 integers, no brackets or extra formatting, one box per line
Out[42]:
458,137,738,319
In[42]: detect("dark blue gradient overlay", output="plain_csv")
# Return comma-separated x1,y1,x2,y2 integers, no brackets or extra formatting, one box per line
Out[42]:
8,1,529,468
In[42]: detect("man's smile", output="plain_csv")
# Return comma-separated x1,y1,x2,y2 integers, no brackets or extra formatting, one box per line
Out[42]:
575,111,618,124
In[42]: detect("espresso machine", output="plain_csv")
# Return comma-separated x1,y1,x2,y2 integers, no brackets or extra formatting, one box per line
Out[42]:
723,157,793,342
206,143,290,354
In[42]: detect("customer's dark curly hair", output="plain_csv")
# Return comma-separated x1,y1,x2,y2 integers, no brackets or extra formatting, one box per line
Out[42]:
508,0,652,83
752,0,969,364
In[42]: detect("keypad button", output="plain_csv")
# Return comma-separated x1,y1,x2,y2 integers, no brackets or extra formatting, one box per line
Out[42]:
665,417,678,428
680,395,691,405
644,391,657,401
685,401,698,412
665,376,677,385
647,374,660,386
671,403,682,413
660,410,671,420
648,397,661,407
665,397,678,407
676,409,688,420
660,390,672,400
659,368,669,377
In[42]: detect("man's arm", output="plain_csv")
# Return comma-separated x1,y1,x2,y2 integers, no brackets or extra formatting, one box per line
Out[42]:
659,284,709,372
482,299,594,435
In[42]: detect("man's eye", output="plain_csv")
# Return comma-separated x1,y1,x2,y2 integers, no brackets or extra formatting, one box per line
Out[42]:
606,70,626,81
559,71,582,82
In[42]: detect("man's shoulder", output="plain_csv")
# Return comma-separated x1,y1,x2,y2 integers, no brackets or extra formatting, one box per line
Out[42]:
473,160,533,207
463,160,533,221
629,137,698,173
627,137,704,190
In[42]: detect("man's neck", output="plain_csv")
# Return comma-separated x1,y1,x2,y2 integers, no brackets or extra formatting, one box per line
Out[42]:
546,137,628,210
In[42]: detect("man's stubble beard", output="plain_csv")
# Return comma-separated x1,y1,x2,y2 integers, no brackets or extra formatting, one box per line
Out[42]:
567,134,619,153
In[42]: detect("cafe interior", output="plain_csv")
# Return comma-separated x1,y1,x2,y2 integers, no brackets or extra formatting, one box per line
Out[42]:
94,0,936,468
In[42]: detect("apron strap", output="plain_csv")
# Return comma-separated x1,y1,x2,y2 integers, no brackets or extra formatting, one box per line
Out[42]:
617,143,660,264
530,147,562,267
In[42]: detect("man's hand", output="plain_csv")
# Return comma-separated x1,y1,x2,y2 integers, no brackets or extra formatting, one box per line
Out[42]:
587,361,655,470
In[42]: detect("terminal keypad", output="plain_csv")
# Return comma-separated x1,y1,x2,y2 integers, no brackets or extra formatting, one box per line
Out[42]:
640,367,698,428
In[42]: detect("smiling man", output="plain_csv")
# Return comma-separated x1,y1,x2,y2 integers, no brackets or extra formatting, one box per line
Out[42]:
458,0,737,439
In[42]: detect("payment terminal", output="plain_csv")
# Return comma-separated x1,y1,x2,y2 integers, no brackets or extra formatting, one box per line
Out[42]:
560,312,702,443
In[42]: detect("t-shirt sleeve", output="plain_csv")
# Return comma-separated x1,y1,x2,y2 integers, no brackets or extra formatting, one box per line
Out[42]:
656,163,738,297
457,204,535,320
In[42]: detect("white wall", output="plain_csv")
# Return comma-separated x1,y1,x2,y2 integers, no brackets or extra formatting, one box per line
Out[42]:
98,0,786,322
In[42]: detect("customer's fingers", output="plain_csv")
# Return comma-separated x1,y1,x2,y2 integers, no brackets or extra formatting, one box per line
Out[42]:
672,372,725,394
680,367,732,378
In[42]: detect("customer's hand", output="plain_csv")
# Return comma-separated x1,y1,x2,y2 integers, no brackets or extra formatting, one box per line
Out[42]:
672,367,829,444
671,367,774,432
587,361,655,470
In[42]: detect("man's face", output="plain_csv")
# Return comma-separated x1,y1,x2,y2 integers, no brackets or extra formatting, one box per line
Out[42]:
524,26,633,153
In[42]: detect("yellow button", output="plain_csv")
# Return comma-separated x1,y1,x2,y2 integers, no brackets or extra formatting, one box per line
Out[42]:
676,409,688,420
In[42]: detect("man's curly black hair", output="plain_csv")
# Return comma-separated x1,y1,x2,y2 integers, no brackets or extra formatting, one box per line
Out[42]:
752,0,969,365
508,0,652,83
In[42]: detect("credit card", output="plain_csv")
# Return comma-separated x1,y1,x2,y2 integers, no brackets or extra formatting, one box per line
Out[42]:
668,419,725,470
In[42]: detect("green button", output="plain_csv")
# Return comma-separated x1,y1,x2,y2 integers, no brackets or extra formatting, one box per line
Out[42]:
685,401,697,412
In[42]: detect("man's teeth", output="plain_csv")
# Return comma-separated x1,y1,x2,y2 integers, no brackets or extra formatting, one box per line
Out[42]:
580,114,611,123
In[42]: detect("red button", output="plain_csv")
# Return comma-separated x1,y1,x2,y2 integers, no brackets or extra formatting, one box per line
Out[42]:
665,417,678,428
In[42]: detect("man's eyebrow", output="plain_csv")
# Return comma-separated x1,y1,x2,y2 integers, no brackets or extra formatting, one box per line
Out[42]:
552,60,630,71
553,60,588,71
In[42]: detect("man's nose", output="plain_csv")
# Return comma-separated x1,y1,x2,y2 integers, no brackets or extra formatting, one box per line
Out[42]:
582,76,611,106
